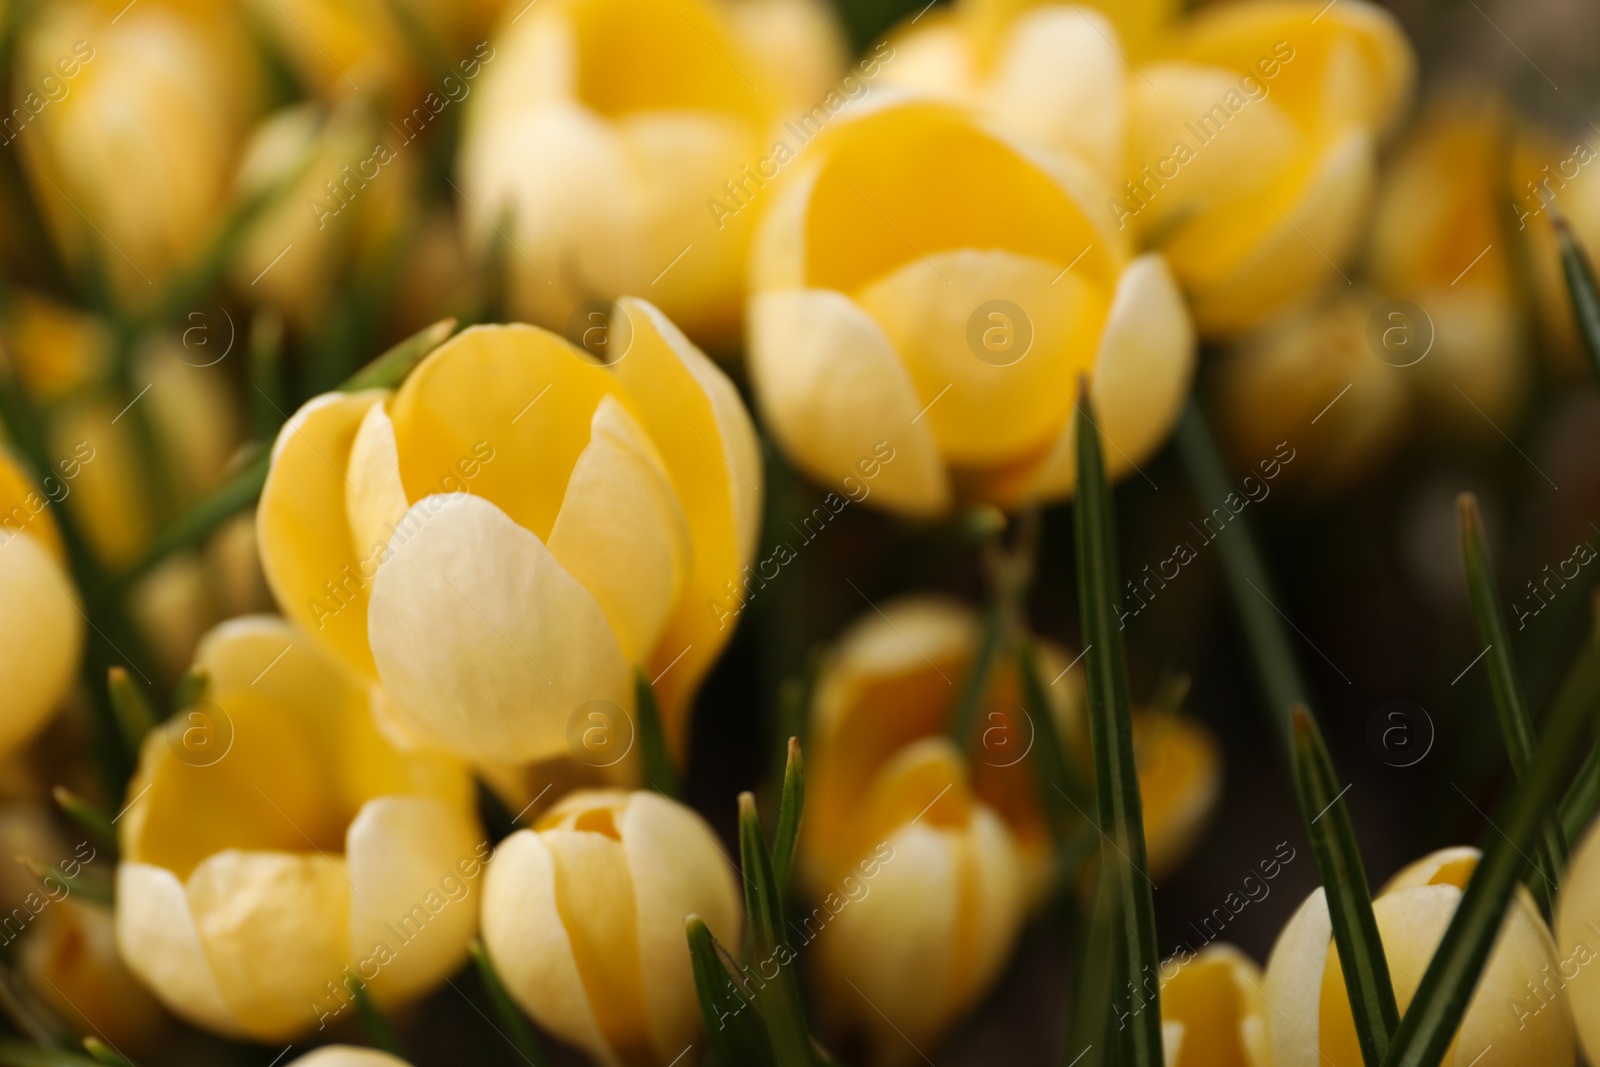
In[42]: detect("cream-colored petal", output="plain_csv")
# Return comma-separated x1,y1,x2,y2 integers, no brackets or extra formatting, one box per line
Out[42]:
748,289,951,517
987,7,1125,184
284,1048,411,1067
367,492,632,765
346,399,410,565
345,796,483,1008
1557,819,1600,1063
1025,253,1194,502
1160,944,1272,1067
854,249,1106,467
481,829,615,1067
549,395,690,664
114,862,241,1038
185,849,351,1041
0,528,83,754
607,297,761,744
1455,887,1575,1067
1186,131,1375,337
621,791,744,1061
1262,887,1330,1067
258,389,391,678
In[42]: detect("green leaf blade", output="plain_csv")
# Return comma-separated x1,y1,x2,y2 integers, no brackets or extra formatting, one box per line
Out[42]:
469,940,550,1067
636,669,682,800
687,915,778,1067
1072,383,1163,1067
737,792,814,1067
1554,212,1600,389
770,738,804,893
1291,707,1398,1066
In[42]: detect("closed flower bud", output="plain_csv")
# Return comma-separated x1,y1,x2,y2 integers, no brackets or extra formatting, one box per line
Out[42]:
1555,818,1600,1063
458,0,843,348
20,898,169,1053
257,303,760,765
1365,97,1529,429
284,1048,410,1067
114,616,483,1041
480,789,742,1067
1125,0,1414,335
15,1,257,304
1214,287,1411,490
0,449,83,757
1265,847,1577,1067
747,99,1194,516
0,291,112,402
1159,944,1271,1067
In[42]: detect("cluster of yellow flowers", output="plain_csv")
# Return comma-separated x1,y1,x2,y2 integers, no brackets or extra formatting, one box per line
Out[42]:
0,0,1598,1065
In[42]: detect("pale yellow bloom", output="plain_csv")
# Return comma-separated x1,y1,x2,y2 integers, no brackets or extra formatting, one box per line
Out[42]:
1213,287,1411,490
799,596,1221,1060
747,99,1194,516
1158,944,1271,1067
1555,817,1600,1063
257,303,760,765
20,898,169,1053
1125,0,1414,335
114,616,482,1041
284,1049,410,1067
458,0,845,349
0,448,83,757
1365,97,1529,429
1265,847,1576,1067
480,789,743,1067
15,0,257,304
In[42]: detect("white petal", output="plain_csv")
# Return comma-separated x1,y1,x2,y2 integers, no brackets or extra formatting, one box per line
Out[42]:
480,829,613,1065
284,1048,411,1067
1262,887,1331,1067
548,395,690,664
748,289,951,516
1030,254,1195,500
368,492,632,765
345,797,484,1008
346,399,410,565
114,862,241,1038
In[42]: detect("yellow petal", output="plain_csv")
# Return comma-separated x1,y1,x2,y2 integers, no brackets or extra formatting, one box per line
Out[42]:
387,323,626,543
748,289,951,517
367,493,632,765
346,398,410,566
1262,887,1331,1067
1024,253,1194,502
621,791,744,1061
0,447,64,560
547,396,689,667
258,389,391,678
986,7,1126,184
854,249,1106,467
1135,712,1222,882
185,849,351,1041
345,796,483,1008
481,829,612,1064
608,297,760,739
1557,819,1600,1063
1160,944,1272,1067
115,862,241,1038
0,525,83,754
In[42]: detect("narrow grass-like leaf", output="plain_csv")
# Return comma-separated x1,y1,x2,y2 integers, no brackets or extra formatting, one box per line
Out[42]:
0,1045,99,1067
16,856,112,908
1073,382,1163,1067
1291,707,1398,1066
1458,493,1567,911
738,792,814,1067
122,317,457,581
1561,739,1600,844
105,668,156,756
687,916,778,1067
771,738,804,892
636,669,682,800
350,977,408,1059
1061,861,1118,1067
469,940,549,1067
1175,402,1307,751
1383,611,1600,1067
171,668,209,719
51,788,115,850
949,600,1005,748
79,1040,135,1067
1017,636,1086,839
1553,211,1600,388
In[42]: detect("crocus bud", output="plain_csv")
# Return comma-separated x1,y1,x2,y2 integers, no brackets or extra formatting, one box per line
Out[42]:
480,789,743,1067
1159,944,1271,1067
1265,847,1577,1066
